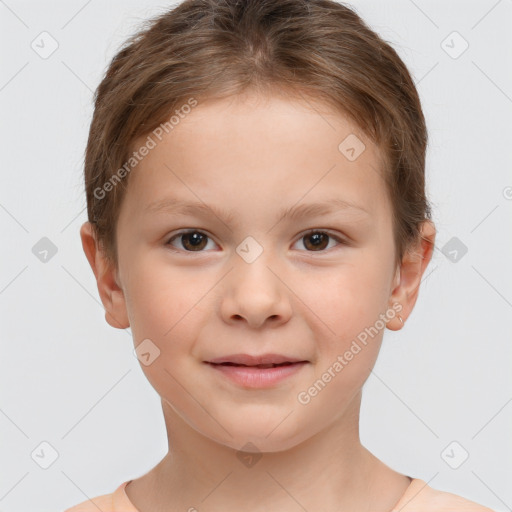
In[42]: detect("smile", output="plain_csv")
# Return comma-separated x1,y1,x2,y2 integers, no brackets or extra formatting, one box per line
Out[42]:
205,361,308,388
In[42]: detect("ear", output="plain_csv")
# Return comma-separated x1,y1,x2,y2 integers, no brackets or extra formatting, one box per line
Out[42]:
387,220,436,331
79,221,130,330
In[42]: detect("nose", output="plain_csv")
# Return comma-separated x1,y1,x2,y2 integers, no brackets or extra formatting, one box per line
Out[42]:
219,253,293,329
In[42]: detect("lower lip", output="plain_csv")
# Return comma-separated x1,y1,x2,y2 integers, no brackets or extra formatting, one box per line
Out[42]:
206,362,308,388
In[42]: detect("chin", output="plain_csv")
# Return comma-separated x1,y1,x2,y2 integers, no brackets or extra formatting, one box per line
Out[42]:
207,420,311,454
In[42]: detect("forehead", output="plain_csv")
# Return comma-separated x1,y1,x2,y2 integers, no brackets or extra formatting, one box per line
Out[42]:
121,91,391,225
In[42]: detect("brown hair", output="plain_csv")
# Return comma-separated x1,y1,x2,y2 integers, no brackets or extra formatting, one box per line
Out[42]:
84,0,432,269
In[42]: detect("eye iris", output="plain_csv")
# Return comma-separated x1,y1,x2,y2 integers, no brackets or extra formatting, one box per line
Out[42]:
304,232,328,251
182,232,207,251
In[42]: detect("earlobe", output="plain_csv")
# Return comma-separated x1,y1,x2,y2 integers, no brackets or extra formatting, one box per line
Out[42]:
79,221,130,330
387,220,436,331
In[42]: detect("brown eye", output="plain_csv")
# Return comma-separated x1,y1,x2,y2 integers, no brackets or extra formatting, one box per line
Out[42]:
167,231,213,252
294,230,344,252
303,232,329,251
165,229,345,254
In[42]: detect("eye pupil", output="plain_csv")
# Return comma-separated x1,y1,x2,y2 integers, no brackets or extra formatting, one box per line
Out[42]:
304,232,328,251
189,233,202,245
183,232,207,250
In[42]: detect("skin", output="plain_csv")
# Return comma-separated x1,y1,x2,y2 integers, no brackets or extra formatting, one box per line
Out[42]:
81,89,436,512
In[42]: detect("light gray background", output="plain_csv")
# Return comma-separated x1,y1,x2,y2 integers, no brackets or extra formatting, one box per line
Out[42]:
1,1,511,511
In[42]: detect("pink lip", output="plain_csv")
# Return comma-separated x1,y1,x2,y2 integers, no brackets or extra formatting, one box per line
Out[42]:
207,353,307,366
205,361,308,388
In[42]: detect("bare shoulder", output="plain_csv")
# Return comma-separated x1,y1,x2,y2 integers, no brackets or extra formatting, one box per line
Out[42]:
392,478,495,512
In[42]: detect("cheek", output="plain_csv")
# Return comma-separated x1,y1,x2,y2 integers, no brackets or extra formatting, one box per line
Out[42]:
124,265,204,396
298,271,386,414
124,259,200,337
304,261,390,340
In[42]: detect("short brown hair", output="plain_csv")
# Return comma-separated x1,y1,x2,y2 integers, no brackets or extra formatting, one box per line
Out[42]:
84,0,432,269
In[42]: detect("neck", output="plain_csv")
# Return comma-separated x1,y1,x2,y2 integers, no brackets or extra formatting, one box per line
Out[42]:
126,391,411,512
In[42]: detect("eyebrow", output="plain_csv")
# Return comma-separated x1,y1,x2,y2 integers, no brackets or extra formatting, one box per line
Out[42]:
144,197,371,226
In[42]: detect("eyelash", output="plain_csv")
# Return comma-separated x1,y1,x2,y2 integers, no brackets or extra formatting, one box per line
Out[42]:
165,229,348,254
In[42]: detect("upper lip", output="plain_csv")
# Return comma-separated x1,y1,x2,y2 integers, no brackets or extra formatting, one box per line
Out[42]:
206,353,308,366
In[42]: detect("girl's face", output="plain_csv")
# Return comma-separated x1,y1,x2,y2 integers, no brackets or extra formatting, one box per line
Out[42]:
111,91,403,451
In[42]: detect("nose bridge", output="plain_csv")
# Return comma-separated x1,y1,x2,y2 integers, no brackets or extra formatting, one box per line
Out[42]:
232,233,279,292
220,233,292,327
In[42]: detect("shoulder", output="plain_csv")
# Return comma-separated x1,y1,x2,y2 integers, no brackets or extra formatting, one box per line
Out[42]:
63,490,114,512
64,481,137,512
392,478,495,512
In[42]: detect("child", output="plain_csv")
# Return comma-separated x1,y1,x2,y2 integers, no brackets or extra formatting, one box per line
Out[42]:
67,0,495,510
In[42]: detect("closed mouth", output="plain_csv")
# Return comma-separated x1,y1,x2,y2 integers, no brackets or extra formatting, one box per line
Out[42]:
210,362,301,369
206,353,308,367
